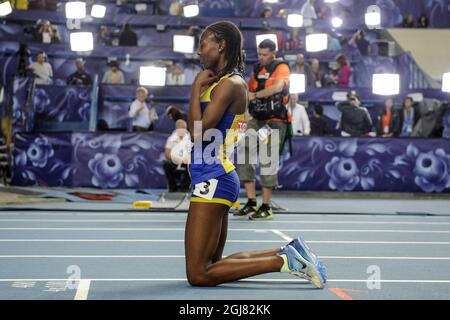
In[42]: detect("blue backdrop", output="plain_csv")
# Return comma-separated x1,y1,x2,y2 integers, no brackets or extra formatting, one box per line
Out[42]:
11,133,450,193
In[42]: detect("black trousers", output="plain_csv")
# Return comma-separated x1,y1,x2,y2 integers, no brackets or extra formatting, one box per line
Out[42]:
163,160,190,192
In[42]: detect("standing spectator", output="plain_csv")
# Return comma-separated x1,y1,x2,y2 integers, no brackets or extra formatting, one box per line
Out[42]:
102,61,125,84
336,54,351,88
169,0,182,16
27,51,53,85
288,94,310,136
338,91,372,136
119,23,138,46
167,64,185,85
376,98,401,137
128,87,158,131
36,20,60,44
163,119,191,192
400,97,420,137
349,30,370,55
402,14,415,28
277,9,288,19
417,14,429,28
300,0,317,26
328,34,342,51
292,53,314,88
66,58,92,86
14,43,31,77
310,58,323,88
310,104,328,136
98,25,111,46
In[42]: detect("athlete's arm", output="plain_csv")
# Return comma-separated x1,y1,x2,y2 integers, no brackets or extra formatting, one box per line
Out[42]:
188,72,235,138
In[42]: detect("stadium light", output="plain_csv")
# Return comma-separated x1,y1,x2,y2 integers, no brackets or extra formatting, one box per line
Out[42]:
0,1,12,16
372,73,400,95
331,17,343,28
287,14,303,28
173,35,195,54
365,5,381,29
256,34,278,51
324,0,339,3
183,4,199,18
305,33,328,52
263,0,279,3
65,1,86,19
289,74,306,94
91,4,106,18
140,66,167,86
442,72,450,93
70,32,93,51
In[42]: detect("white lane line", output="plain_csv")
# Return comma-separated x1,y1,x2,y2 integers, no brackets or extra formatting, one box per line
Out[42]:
1,239,450,245
2,219,450,225
1,255,450,260
1,278,450,284
1,227,449,233
74,280,91,300
271,230,293,241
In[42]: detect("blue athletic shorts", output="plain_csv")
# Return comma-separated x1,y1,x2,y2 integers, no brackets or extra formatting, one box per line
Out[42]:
191,170,240,207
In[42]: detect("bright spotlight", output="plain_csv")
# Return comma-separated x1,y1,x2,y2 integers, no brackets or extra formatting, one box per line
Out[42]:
372,73,400,95
140,66,167,86
70,32,93,51
256,34,278,51
287,14,303,28
0,1,12,17
173,35,195,54
365,5,381,29
442,72,450,93
91,4,106,18
183,4,199,18
263,0,279,3
331,17,343,28
65,1,86,19
305,33,328,52
289,74,306,94
324,0,339,3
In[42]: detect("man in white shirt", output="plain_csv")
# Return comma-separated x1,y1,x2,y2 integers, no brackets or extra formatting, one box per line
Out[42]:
288,94,311,136
27,51,53,85
163,119,191,192
128,87,158,131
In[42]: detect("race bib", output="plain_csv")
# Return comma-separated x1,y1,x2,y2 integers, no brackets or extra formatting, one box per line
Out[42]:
193,179,218,200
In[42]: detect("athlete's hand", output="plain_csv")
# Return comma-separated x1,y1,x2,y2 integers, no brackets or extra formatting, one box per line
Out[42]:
193,69,218,89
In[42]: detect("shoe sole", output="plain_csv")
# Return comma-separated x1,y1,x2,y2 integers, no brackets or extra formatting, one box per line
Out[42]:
282,246,324,289
249,215,273,220
295,237,327,284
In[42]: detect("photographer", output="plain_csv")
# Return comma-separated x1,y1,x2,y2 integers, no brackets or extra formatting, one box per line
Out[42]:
337,91,372,137
235,39,290,220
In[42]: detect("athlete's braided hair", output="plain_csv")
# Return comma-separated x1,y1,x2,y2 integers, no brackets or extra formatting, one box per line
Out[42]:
204,21,245,77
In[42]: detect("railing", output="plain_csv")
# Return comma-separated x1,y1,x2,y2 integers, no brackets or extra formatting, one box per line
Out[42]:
89,74,99,132
404,51,434,89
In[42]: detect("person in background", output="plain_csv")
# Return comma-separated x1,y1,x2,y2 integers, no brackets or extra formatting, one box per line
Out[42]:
98,25,111,46
348,30,370,55
166,105,187,122
288,94,310,136
128,87,158,131
119,23,138,46
376,98,401,137
310,104,328,136
36,20,60,44
336,54,351,88
261,6,273,18
400,97,420,137
163,119,191,192
167,64,186,85
284,28,302,51
102,61,125,84
338,91,372,136
66,58,92,86
27,51,53,85
300,0,317,23
417,13,429,28
402,14,415,28
293,53,314,88
310,58,323,88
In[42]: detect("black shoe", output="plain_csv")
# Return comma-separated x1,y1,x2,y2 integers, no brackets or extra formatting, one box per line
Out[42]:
249,206,273,220
233,201,258,218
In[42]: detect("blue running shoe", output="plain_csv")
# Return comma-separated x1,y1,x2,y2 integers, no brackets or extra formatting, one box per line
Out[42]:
288,237,327,284
277,245,324,289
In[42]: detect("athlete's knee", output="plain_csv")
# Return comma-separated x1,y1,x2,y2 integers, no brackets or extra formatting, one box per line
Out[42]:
187,270,216,287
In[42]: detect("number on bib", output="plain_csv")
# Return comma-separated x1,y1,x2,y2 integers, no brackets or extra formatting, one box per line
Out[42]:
193,179,218,200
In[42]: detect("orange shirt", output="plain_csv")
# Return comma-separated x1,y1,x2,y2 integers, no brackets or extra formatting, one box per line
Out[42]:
382,111,392,132
248,63,290,110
